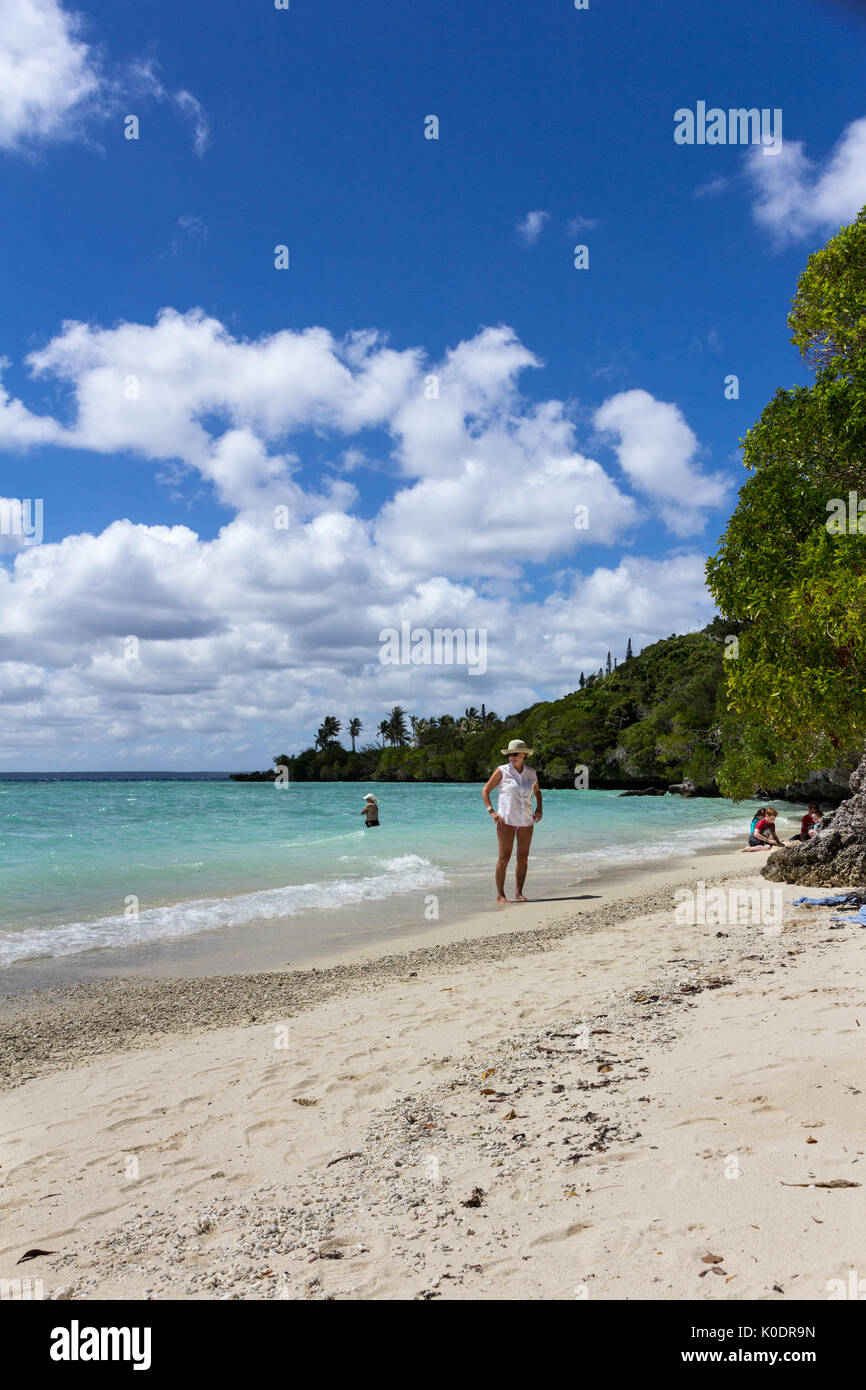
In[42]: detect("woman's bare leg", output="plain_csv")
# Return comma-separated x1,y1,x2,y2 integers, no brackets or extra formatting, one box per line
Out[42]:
514,825,534,900
496,823,516,902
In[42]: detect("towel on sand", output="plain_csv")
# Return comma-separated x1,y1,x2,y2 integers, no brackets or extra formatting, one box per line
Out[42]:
831,905,866,927
794,891,866,908
794,893,850,906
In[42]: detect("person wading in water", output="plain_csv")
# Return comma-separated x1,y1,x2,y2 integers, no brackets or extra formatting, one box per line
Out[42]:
482,739,542,904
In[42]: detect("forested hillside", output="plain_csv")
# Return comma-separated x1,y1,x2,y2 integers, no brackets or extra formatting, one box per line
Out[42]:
234,623,731,791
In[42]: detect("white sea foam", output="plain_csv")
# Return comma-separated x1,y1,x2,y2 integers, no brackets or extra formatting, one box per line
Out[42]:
0,854,447,968
559,818,745,872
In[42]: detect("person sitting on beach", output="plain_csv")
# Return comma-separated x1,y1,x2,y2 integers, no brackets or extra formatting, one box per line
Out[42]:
482,739,542,905
743,807,783,851
788,803,822,842
361,794,380,827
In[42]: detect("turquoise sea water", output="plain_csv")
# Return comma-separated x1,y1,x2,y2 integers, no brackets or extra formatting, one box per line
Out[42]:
0,777,763,970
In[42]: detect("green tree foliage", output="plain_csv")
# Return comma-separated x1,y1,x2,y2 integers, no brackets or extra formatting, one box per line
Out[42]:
706,208,866,797
314,716,341,750
788,208,866,373
387,706,410,746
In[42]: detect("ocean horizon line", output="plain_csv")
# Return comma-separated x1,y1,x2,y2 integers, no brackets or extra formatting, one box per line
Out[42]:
0,769,236,779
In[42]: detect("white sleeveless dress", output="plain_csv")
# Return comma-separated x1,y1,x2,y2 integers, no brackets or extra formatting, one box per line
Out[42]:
496,762,538,828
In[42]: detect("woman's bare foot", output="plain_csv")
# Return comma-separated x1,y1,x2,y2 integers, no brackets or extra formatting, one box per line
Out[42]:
497,894,510,904
514,893,528,902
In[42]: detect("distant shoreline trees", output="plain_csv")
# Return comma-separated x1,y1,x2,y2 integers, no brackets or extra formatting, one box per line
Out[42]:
232,632,740,792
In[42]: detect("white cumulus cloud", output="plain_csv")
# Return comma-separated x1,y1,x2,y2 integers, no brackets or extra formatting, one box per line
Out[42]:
747,116,866,244
0,0,101,151
0,0,209,155
594,389,731,536
0,314,729,763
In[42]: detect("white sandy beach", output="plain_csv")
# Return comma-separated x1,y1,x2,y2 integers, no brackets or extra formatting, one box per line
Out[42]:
1,848,865,1301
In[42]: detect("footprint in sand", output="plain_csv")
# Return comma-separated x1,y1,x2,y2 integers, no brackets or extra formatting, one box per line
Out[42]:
5,1149,68,1180
243,1119,294,1148
77,1201,135,1223
529,1221,594,1247
103,1114,163,1135
246,1081,290,1102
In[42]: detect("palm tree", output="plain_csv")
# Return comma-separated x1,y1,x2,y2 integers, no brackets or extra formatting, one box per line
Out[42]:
377,719,391,747
459,706,484,736
315,715,341,750
348,717,362,752
387,706,410,746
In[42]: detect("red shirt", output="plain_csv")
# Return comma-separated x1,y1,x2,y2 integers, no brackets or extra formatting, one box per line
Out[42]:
756,818,776,838
801,813,814,835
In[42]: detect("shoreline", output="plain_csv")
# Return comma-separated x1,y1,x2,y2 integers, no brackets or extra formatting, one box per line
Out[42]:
2,850,864,1300
0,835,745,999
1,846,754,1090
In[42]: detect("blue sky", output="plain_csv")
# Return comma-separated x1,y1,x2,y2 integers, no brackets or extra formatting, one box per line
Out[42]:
1,0,865,769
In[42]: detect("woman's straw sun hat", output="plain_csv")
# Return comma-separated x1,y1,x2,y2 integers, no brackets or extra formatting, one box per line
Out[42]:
500,738,534,757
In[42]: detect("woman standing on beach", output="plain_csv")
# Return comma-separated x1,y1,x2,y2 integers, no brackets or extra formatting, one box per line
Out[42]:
482,739,542,904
